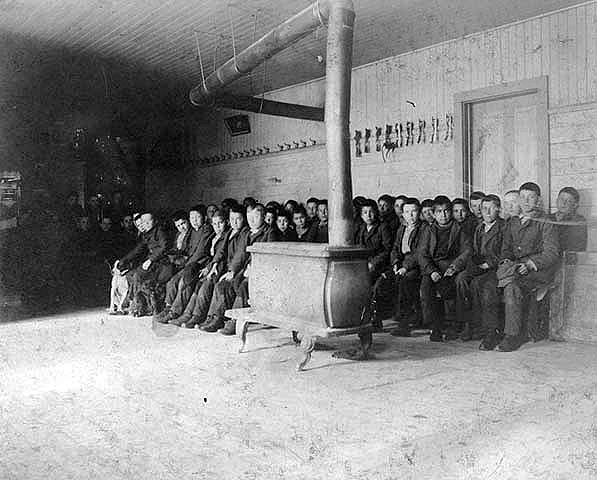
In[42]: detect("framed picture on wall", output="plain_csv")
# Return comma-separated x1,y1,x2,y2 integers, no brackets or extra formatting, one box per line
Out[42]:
224,115,251,137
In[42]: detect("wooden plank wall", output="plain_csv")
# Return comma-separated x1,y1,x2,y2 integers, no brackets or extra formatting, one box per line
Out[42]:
150,1,597,223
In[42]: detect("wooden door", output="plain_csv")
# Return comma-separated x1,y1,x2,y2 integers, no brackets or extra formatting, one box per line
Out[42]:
469,92,539,195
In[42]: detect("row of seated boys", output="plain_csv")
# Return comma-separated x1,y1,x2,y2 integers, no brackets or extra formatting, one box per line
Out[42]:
112,185,587,351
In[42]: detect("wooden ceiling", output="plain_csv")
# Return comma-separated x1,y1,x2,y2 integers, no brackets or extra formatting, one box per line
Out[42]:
0,0,585,99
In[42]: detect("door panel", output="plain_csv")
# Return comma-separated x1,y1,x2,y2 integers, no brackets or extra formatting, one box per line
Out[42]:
470,93,539,195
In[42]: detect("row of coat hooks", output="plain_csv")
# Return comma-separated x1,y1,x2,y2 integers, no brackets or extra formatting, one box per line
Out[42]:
198,138,320,165
354,113,454,157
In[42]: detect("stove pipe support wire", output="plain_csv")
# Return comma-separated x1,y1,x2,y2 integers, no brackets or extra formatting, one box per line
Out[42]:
189,1,332,106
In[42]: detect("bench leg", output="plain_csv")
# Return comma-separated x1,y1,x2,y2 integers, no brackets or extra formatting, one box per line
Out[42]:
297,334,316,372
237,318,250,353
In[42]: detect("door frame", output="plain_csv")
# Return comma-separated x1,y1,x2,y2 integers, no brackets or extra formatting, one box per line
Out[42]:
454,76,550,206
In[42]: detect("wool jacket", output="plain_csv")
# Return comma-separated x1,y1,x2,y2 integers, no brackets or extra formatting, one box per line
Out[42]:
467,218,505,276
240,224,280,272
418,220,472,276
119,223,169,269
390,221,425,272
184,223,215,269
354,220,393,275
500,213,559,272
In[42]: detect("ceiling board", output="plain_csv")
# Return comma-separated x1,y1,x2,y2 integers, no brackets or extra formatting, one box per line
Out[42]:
0,0,587,99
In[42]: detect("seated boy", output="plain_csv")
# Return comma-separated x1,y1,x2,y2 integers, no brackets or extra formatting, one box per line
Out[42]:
306,197,319,222
498,182,560,351
454,195,504,345
176,205,248,329
378,194,400,237
502,190,521,222
159,205,214,323
276,210,298,241
452,198,476,240
354,199,393,280
389,197,425,336
549,186,587,252
393,195,408,225
420,199,435,226
469,191,486,224
293,206,315,242
418,196,472,341
217,204,280,335
170,209,229,327
310,199,329,243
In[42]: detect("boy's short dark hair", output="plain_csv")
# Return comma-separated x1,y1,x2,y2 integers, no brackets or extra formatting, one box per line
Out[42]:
172,210,188,222
294,206,307,217
519,182,541,196
318,199,328,207
558,186,580,203
265,201,281,210
421,199,433,209
452,197,469,208
265,206,278,216
403,197,421,209
352,196,366,208
189,204,207,217
361,198,379,215
395,195,408,202
211,209,227,222
378,194,394,204
306,197,319,204
433,195,452,209
504,190,519,196
482,194,501,208
229,204,246,216
243,197,257,209
284,200,299,210
470,191,486,201
222,198,238,209
277,210,292,222
250,203,265,216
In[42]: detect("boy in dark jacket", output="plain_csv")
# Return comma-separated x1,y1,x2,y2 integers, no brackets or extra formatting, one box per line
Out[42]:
389,197,425,336
418,196,472,341
159,205,214,322
354,199,393,281
455,195,505,346
548,186,587,252
175,205,248,328
218,204,280,335
498,182,559,351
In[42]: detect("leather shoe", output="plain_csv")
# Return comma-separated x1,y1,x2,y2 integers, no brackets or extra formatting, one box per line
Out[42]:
183,315,202,329
218,320,236,335
497,335,521,352
200,319,224,332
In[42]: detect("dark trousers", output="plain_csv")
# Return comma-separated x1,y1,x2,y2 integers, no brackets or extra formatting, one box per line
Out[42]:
389,270,421,329
503,270,553,337
419,260,452,332
166,264,200,314
232,276,249,309
470,271,500,335
206,275,241,323
182,275,218,322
